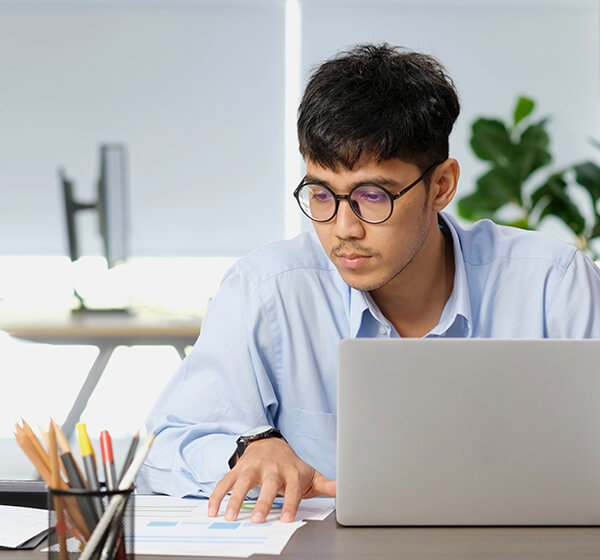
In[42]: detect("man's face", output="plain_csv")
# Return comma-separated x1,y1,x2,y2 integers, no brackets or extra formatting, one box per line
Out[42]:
305,157,438,293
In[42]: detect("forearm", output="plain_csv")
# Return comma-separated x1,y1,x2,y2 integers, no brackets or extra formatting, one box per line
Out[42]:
138,428,237,497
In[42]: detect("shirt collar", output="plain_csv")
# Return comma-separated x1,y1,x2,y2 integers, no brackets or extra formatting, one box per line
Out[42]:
348,212,473,338
428,213,472,337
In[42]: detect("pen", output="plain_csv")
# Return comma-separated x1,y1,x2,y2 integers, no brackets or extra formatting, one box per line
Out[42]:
118,429,139,484
100,430,117,491
80,434,155,560
77,423,104,520
106,429,138,560
99,499,128,560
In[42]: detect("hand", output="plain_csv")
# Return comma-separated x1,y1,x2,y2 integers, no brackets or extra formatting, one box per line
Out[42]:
207,437,336,523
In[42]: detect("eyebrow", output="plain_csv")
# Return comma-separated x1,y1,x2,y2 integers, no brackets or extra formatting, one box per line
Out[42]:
301,174,403,189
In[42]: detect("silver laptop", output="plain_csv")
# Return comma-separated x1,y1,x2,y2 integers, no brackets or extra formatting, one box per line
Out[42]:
336,338,600,526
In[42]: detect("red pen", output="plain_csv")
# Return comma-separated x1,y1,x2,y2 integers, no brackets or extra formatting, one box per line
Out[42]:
100,430,117,490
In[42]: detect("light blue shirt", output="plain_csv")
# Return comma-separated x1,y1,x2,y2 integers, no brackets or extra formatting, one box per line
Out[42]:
138,213,600,497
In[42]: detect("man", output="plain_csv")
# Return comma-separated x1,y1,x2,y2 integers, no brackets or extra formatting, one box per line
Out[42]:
138,44,600,523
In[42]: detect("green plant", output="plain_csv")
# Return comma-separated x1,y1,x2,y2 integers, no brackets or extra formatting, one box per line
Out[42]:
457,96,600,259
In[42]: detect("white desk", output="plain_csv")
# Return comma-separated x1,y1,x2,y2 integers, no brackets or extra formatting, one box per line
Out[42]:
1,309,201,439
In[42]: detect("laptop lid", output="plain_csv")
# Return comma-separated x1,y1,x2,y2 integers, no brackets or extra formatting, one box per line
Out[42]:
336,338,600,526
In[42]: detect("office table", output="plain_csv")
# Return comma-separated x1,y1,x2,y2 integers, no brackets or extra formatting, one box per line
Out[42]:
120,514,600,560
1,309,201,439
5,513,600,559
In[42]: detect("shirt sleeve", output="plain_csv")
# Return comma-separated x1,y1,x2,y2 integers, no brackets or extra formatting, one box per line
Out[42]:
137,261,280,497
546,250,600,338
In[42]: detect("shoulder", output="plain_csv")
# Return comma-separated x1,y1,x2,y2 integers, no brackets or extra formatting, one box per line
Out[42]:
442,213,578,270
223,231,337,288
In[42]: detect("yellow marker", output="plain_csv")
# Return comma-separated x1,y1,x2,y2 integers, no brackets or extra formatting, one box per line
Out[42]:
77,423,95,460
76,423,103,519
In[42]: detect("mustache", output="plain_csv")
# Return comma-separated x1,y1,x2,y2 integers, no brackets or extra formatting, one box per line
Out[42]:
331,242,380,259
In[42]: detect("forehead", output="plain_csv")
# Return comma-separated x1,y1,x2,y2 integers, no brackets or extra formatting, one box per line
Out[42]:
304,157,420,185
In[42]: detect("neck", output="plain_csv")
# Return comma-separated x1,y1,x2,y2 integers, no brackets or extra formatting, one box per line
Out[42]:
370,219,455,338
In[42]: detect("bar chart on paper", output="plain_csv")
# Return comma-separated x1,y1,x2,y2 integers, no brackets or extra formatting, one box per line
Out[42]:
135,519,296,556
132,495,334,557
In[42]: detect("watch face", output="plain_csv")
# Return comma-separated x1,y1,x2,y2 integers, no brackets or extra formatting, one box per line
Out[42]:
240,425,273,438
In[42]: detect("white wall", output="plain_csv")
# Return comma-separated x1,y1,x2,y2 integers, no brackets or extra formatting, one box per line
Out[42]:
0,0,285,257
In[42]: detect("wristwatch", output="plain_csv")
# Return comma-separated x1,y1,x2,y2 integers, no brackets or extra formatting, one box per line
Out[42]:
228,426,286,468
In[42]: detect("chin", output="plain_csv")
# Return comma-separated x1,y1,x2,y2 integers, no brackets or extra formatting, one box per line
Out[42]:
339,271,388,292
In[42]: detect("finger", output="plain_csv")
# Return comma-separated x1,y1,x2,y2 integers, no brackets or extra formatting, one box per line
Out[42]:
280,482,302,523
250,478,281,523
208,473,235,517
316,477,336,497
306,472,337,498
225,476,256,521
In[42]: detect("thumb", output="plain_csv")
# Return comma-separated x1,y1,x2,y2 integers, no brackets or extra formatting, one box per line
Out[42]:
307,472,336,498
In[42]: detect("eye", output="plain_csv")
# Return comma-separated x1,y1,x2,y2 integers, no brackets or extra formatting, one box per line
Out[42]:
307,187,332,203
354,188,387,203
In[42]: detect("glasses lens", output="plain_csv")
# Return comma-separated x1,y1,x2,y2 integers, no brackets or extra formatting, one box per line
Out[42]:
297,184,336,221
350,185,392,223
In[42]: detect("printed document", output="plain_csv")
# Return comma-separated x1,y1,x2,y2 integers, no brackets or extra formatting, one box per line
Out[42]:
133,494,335,557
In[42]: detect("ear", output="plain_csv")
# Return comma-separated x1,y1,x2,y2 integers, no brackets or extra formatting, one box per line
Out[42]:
429,158,459,212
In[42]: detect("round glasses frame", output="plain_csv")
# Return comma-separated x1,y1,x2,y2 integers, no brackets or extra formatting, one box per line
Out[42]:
293,159,444,224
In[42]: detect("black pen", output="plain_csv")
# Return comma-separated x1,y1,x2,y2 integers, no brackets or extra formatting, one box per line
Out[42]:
118,429,139,484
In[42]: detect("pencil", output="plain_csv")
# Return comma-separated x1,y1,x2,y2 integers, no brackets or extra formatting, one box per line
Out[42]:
49,423,68,560
14,422,91,541
39,422,98,535
99,498,128,560
14,423,51,482
51,418,87,484
40,421,98,532
79,434,155,560
20,419,51,475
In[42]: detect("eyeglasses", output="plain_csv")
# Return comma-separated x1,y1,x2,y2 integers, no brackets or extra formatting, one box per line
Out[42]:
293,160,444,224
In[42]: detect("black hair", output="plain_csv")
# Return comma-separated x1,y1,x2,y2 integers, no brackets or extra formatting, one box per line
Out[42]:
297,43,460,171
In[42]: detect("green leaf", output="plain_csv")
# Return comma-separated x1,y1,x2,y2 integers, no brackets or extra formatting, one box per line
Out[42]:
591,221,600,239
470,119,513,164
511,119,552,183
477,167,523,204
506,217,533,230
457,190,505,222
530,172,562,208
513,96,535,127
520,119,550,150
574,161,600,203
531,174,586,235
457,167,522,222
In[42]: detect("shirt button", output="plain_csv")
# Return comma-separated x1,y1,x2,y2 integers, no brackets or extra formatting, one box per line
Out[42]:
378,326,386,335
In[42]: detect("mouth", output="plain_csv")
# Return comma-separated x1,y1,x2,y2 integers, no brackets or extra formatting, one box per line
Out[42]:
336,253,372,269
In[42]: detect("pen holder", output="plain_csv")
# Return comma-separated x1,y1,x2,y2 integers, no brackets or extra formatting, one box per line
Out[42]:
48,486,134,560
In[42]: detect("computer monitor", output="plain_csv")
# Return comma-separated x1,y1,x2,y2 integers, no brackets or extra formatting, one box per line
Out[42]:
97,145,129,269
60,144,130,311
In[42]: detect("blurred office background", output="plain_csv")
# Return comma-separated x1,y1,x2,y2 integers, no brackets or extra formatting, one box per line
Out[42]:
0,0,598,477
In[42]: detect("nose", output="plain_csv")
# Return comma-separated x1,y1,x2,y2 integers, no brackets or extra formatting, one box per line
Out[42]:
332,197,365,240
